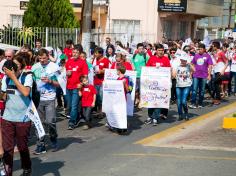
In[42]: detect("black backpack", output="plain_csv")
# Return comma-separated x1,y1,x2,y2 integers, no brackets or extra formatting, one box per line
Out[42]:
132,53,147,64
6,72,40,108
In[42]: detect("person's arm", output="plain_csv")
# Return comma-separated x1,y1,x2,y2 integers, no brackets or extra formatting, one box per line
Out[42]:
220,53,229,75
92,94,96,107
78,90,82,97
3,68,31,97
172,68,177,78
49,55,57,62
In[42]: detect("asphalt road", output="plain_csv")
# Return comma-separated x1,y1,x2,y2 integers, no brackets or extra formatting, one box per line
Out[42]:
13,97,236,176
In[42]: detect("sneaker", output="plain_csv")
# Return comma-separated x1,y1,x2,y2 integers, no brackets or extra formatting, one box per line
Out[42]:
144,118,152,124
0,158,6,176
178,115,183,121
188,104,197,109
68,125,74,130
51,143,58,152
83,125,89,130
153,119,158,126
160,114,167,120
34,145,46,155
185,114,190,121
198,105,203,108
21,169,32,176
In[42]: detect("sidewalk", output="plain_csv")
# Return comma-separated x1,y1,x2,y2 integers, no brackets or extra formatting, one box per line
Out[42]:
136,102,236,152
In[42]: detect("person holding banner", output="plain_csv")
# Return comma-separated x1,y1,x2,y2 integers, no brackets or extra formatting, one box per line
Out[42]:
110,53,133,71
1,59,33,176
32,49,60,155
145,44,171,126
92,47,110,118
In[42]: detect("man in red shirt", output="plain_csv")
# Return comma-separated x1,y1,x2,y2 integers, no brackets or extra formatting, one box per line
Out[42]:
63,40,74,60
66,47,88,130
92,47,110,117
145,44,171,126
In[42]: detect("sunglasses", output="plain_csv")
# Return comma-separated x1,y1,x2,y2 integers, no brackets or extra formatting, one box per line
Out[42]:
170,51,176,54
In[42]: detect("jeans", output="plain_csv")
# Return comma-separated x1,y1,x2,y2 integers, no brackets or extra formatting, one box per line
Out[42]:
191,78,207,106
171,79,177,101
2,119,31,176
67,89,80,125
95,85,103,106
83,107,92,125
176,87,191,116
37,100,58,145
213,73,229,100
148,108,161,120
229,72,236,94
56,87,67,108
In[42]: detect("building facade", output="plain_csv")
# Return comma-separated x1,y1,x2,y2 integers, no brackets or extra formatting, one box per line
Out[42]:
0,0,224,45
197,0,235,40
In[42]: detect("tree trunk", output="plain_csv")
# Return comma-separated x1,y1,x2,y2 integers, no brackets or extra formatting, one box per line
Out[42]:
81,0,93,56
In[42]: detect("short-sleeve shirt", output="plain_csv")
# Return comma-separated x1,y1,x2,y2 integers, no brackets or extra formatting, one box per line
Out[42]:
131,54,150,78
176,66,192,87
2,73,33,122
214,51,228,73
32,62,59,101
146,55,171,67
81,85,96,107
65,58,89,89
93,57,110,86
191,53,213,78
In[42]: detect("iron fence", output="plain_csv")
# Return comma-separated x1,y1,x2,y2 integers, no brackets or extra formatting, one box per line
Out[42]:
0,26,79,49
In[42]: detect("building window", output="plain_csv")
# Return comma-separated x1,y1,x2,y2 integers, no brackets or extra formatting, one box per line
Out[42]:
112,20,140,44
11,15,23,28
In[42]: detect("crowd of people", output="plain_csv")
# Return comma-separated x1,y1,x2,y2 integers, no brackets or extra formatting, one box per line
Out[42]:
0,36,235,175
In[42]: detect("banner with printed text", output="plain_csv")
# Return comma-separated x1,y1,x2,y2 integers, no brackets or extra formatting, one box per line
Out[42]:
104,69,136,116
140,67,171,109
24,101,45,138
102,80,127,129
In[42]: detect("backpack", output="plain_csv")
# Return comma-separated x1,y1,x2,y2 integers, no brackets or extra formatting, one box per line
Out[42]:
125,76,134,94
6,72,40,108
132,53,147,64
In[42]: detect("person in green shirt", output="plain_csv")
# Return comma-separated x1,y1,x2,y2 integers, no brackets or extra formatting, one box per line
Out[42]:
131,43,149,106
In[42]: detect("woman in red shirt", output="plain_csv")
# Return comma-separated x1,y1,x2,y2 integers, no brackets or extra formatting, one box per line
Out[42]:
110,53,133,71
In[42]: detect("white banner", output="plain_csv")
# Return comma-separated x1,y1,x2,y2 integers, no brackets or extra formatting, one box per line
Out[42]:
104,69,136,116
102,80,127,129
24,101,45,138
56,70,67,95
140,67,171,109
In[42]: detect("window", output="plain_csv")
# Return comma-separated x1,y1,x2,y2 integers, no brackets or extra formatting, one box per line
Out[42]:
11,15,23,28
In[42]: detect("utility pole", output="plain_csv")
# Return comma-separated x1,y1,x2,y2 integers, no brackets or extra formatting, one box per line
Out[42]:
81,0,93,56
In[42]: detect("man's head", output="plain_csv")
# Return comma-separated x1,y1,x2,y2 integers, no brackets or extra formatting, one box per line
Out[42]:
72,48,81,60
198,43,206,55
0,49,4,61
106,37,111,45
94,47,104,59
137,43,144,54
38,48,49,65
155,44,165,57
20,44,31,53
4,49,15,60
169,48,177,57
35,39,42,49
212,41,221,51
66,39,73,49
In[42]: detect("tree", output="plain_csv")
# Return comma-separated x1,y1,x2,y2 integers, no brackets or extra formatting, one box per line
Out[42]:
23,0,79,28
81,0,93,56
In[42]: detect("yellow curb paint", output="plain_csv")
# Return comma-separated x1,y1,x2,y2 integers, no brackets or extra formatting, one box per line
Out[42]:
223,117,236,129
113,153,236,161
135,102,236,146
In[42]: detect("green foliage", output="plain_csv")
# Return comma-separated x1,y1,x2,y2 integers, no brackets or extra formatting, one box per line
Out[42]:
233,113,236,117
18,27,35,44
23,0,79,28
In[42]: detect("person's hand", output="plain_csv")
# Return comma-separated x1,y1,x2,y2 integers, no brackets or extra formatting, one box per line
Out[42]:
41,77,51,83
156,63,161,68
3,67,16,80
91,102,95,107
66,70,72,76
220,70,225,76
207,75,211,81
77,83,82,89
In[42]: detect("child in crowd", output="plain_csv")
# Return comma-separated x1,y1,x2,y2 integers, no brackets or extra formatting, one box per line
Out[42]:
80,51,94,85
79,76,96,130
172,57,195,121
117,64,129,97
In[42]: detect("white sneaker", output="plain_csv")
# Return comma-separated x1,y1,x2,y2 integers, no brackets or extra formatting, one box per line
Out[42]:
153,119,158,126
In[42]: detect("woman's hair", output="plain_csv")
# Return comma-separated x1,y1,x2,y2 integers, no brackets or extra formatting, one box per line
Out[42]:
3,60,18,72
106,44,115,57
16,52,32,66
13,54,27,69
